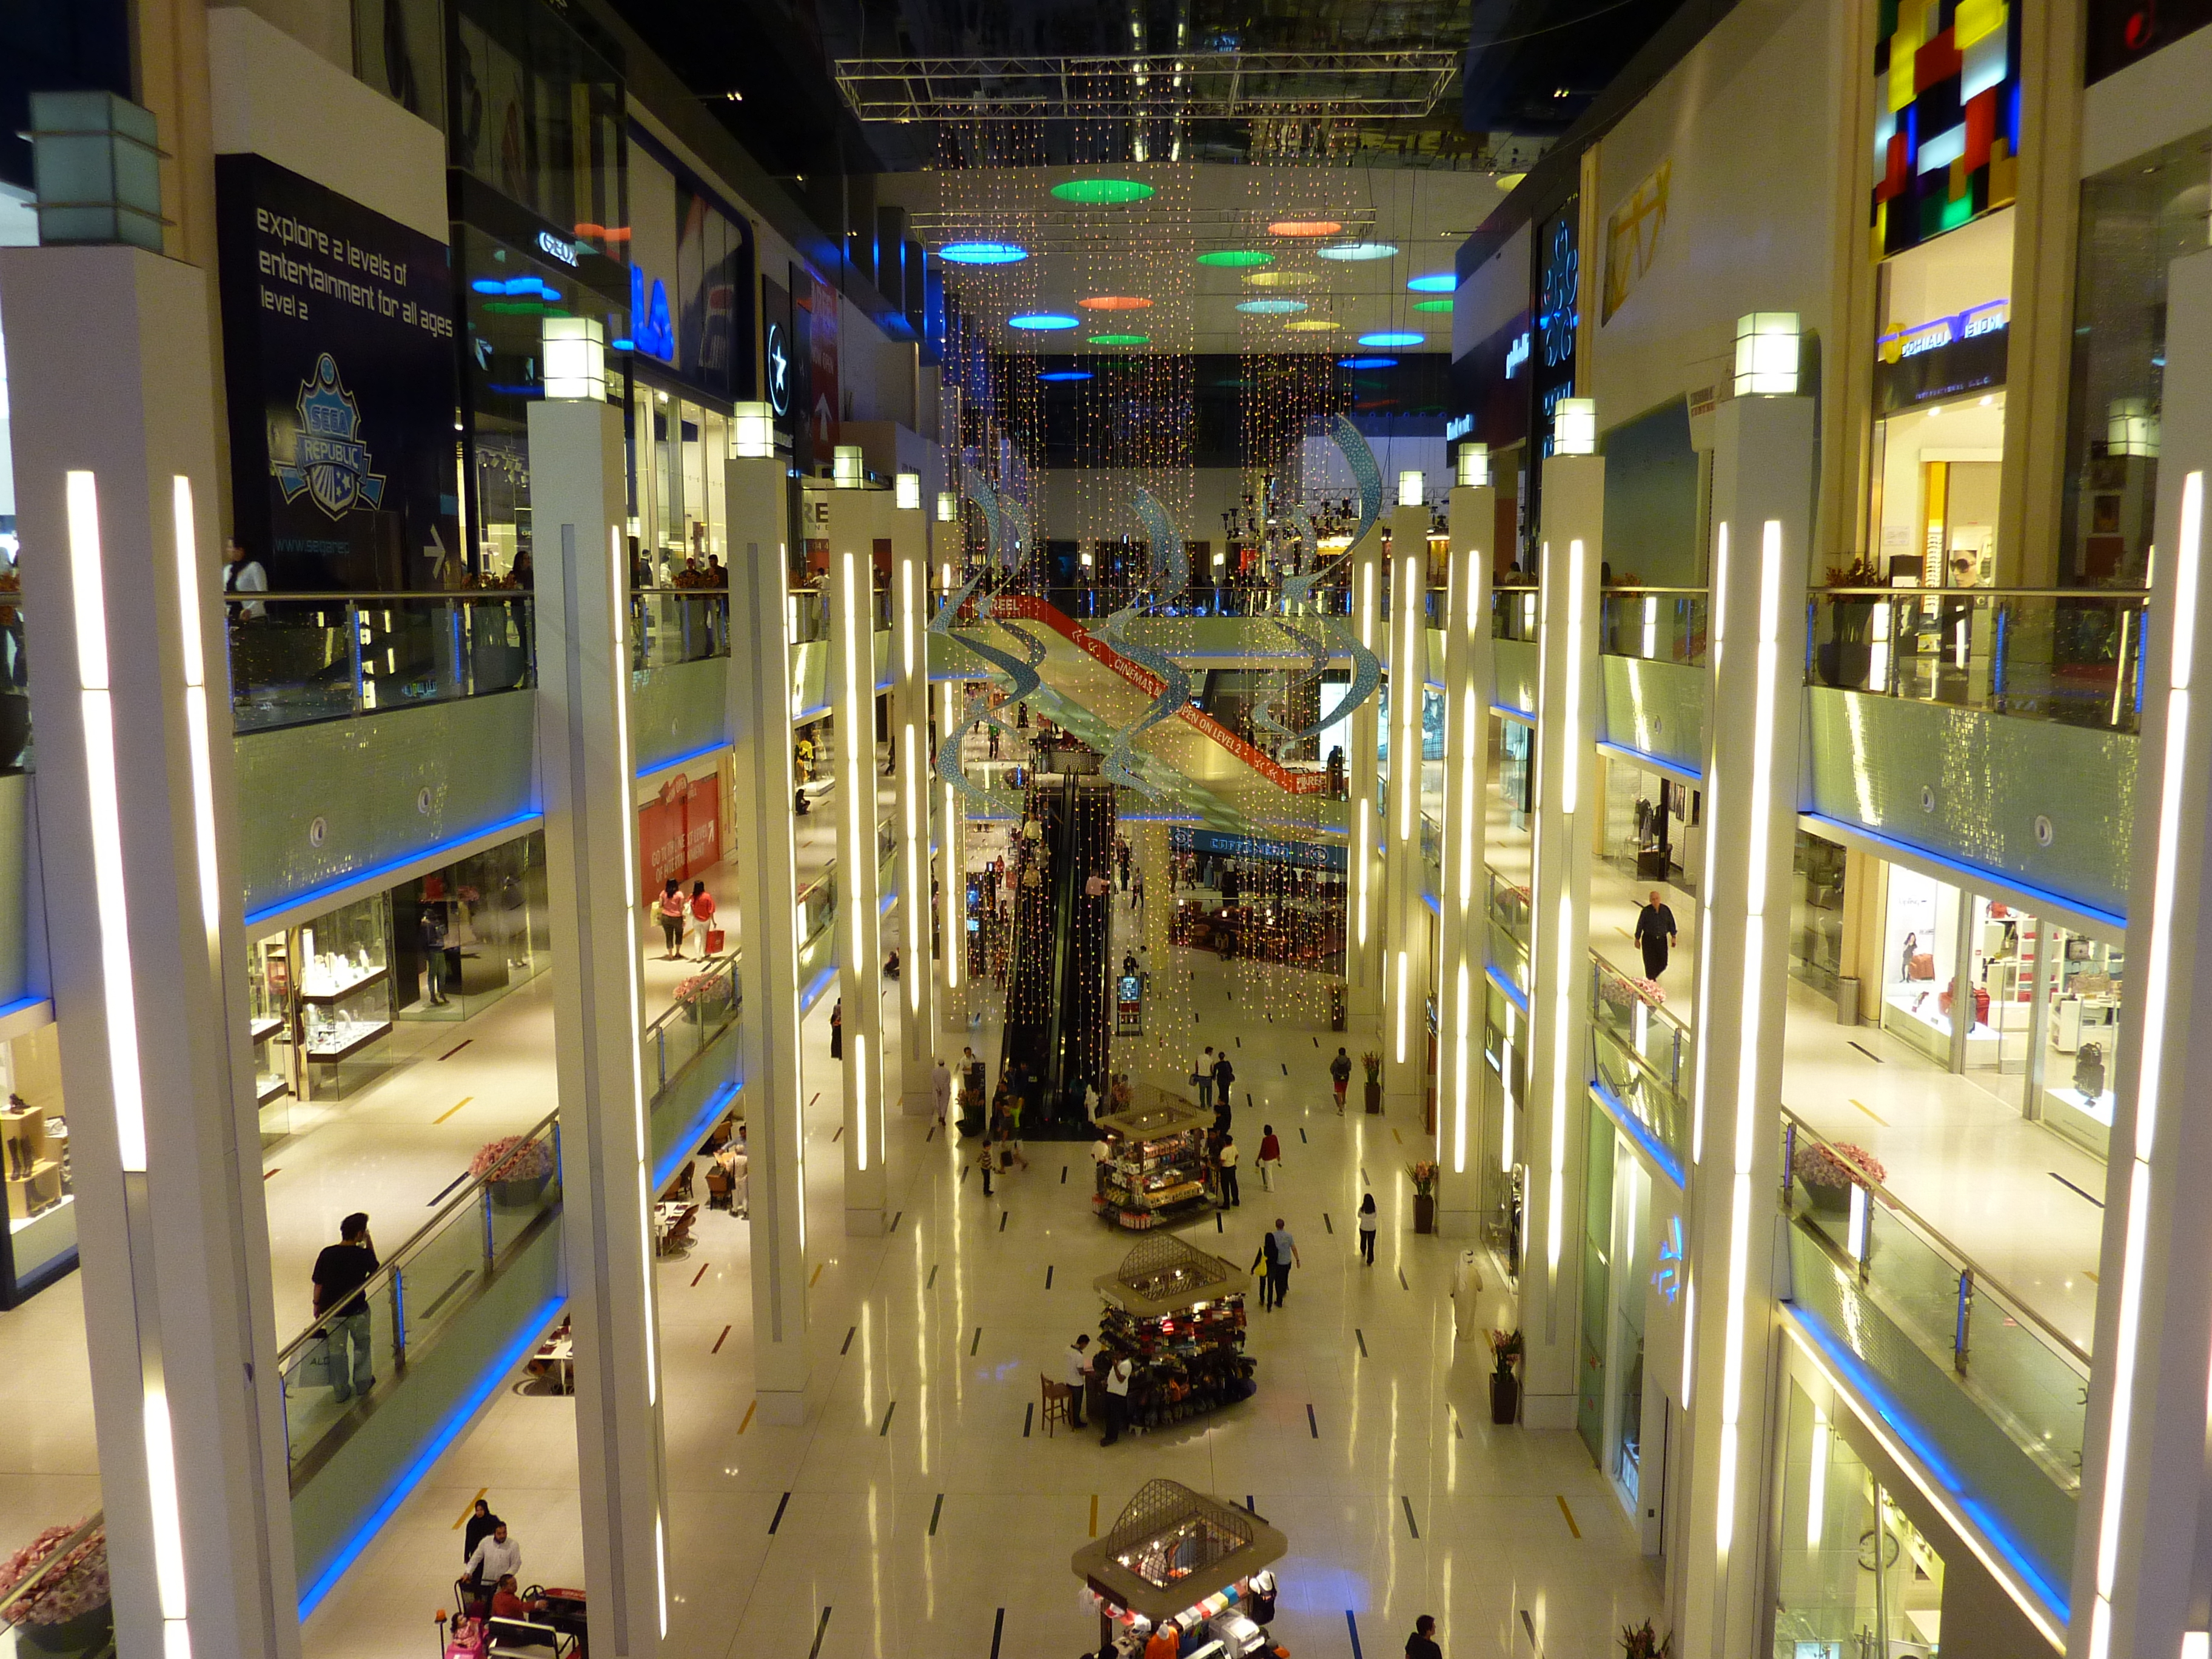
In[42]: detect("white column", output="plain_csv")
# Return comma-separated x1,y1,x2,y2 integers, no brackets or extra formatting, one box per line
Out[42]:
891,489,937,1113
1384,503,1431,1118
1675,393,1812,1658
826,491,888,1233
2073,247,2212,1659
1520,444,1603,1429
937,673,969,1037
727,453,810,1425
2,244,301,1659
529,395,669,1659
1435,483,1495,1236
1346,526,1387,1030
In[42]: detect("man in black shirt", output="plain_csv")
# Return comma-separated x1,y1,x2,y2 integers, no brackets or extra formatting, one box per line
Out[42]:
1634,890,1678,982
1406,1614,1443,1659
311,1212,380,1403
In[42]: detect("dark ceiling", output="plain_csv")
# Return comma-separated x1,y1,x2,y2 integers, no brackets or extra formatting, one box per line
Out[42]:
1462,0,1696,135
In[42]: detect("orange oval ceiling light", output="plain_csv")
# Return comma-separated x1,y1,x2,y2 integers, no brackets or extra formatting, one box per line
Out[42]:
1267,220,1342,237
1080,295,1153,310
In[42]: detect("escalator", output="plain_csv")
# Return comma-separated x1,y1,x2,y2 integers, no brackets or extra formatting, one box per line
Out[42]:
996,760,1118,1134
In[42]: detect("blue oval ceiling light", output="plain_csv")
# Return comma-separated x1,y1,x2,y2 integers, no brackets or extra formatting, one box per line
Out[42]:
1407,272,1457,293
1318,241,1398,262
941,241,1030,265
1009,312,1080,331
1236,298,1309,314
1037,370,1094,382
1338,355,1398,369
1358,331,1425,347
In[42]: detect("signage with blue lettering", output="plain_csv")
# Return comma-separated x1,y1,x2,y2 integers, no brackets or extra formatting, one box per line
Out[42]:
630,262,677,363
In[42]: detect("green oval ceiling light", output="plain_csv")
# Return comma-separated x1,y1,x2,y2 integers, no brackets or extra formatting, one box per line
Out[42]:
1413,298,1453,312
1053,178,1155,204
1196,249,1273,268
1088,333,1150,345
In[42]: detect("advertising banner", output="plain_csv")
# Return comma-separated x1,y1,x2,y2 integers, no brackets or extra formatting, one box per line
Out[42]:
638,771,722,893
215,153,460,590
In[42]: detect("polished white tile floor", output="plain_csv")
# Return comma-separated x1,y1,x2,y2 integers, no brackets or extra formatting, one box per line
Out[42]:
301,917,1664,1659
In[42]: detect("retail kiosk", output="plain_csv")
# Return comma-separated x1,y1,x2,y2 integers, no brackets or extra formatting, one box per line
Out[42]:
1093,1099,1214,1229
1090,1236,1255,1431
1071,1480,1287,1658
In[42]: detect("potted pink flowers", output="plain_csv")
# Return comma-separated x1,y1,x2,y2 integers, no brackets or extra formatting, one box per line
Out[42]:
472,1134,554,1208
1792,1139,1884,1215
0,1518,112,1652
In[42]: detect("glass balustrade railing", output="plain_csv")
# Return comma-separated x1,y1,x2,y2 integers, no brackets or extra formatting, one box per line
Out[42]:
1486,871,1530,992
1491,585,1540,643
797,873,836,952
1809,586,2148,734
0,1510,111,1657
275,1107,561,1477
226,591,537,734
1781,1110,2089,1499
1587,953,1692,1170
632,587,729,668
644,953,740,1097
1600,588,1708,664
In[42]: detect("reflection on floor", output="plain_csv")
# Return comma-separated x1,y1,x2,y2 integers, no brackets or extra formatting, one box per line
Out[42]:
300,923,1662,1659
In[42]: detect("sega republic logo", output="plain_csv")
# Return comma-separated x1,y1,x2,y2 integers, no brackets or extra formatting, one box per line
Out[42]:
273,353,387,520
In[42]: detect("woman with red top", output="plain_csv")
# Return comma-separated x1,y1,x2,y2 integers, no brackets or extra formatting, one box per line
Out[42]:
1257,1124,1282,1191
686,880,717,959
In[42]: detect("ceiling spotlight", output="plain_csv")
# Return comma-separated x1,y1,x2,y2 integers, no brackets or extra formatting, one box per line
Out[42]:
1243,270,1316,289
1008,313,1080,330
1088,333,1150,345
1319,242,1398,262
1038,370,1094,382
1052,178,1154,204
1267,220,1342,237
1197,249,1273,267
1079,295,1153,310
1283,320,1339,332
941,241,1028,264
1407,273,1456,293
1236,299,1309,314
1338,355,1398,369
1358,331,1424,347
1413,299,1453,312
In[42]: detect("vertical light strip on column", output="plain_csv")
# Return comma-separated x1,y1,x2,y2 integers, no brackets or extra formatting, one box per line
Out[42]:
1357,554,1378,951
1395,553,1418,841
900,555,923,1022
1452,961,1469,1174
1692,522,1730,1167
169,480,220,957
842,550,872,1173
1714,518,1785,1562
940,680,959,992
2088,469,2201,1659
1545,535,1586,1287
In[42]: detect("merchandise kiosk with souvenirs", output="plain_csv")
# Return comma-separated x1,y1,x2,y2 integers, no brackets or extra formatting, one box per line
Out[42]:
1093,1098,1214,1230
1071,1480,1289,1658
1090,1236,1255,1431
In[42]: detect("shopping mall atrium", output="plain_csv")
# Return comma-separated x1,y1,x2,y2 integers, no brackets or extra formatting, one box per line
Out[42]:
0,0,2207,1654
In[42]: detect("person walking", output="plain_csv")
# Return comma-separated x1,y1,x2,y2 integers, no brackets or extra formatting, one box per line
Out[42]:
1216,1132,1241,1208
1099,1352,1134,1444
977,1138,996,1197
1250,1229,1278,1311
1130,865,1144,915
1118,841,1130,889
1195,1045,1216,1110
1634,889,1678,983
1330,1047,1352,1114
653,878,687,959
419,904,452,1005
1211,1050,1236,1116
931,1056,951,1127
462,1520,521,1605
463,1498,501,1564
311,1212,380,1403
830,999,843,1059
686,879,717,959
1358,1192,1378,1265
1405,1615,1443,1659
1064,1333,1094,1429
1256,1124,1282,1191
1267,1218,1299,1306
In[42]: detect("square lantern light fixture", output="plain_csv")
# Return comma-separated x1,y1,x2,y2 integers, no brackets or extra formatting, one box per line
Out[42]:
937,491,958,523
833,445,866,488
1457,443,1490,488
28,90,165,251
1734,312,1801,397
541,316,606,401
2108,398,2160,460
1552,398,1596,457
733,401,775,458
1397,470,1424,508
896,471,922,511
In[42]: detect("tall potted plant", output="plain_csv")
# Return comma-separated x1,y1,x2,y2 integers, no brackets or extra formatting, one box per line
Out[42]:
1815,555,1883,688
1361,1050,1383,1115
1620,1619,1673,1659
1488,1328,1523,1424
474,1134,555,1209
0,1519,112,1653
1406,1161,1438,1234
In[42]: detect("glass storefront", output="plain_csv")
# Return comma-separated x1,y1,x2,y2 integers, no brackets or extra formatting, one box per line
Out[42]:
252,894,397,1136
392,834,553,1024
1578,1108,1660,1519
1773,1378,1946,1657
1480,977,1525,1277
1598,753,1698,891
0,1023,73,1304
1790,830,1848,999
1879,868,1977,1065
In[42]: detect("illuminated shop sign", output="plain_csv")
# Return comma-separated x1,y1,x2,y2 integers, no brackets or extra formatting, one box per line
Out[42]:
1872,297,2009,414
1504,331,1530,378
1445,413,1473,441
1878,298,2008,363
624,261,676,363
535,230,578,267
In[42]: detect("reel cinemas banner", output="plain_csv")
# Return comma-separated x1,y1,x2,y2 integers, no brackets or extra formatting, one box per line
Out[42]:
216,155,460,589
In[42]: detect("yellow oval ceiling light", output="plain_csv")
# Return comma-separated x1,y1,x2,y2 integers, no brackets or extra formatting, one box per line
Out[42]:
1243,269,1317,290
1283,318,1339,332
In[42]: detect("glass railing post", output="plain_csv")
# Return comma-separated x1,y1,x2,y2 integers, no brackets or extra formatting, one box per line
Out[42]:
481,1187,495,1270
347,598,367,716
1780,1120,1797,1211
1955,1265,1974,1373
391,1267,407,1364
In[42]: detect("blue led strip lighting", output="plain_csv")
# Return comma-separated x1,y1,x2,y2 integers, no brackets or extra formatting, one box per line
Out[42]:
1588,1079,1685,1190
297,1293,567,1618
636,739,730,781
1798,812,2125,931
1484,961,1529,1015
654,1078,742,1189
245,811,544,930
1595,739,1703,782
800,966,837,1011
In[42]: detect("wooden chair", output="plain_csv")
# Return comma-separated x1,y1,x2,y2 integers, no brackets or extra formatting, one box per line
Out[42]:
673,1160,696,1201
705,1165,732,1210
1039,1375,1076,1437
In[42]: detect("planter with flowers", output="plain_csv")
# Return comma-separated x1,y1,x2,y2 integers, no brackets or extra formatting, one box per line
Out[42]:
1793,1139,1884,1215
0,1518,112,1654
674,972,732,1025
1488,1328,1523,1424
1406,1161,1438,1234
1361,1050,1383,1115
473,1134,555,1209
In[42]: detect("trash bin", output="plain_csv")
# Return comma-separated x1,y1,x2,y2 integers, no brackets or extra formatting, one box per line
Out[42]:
1835,975,1860,1026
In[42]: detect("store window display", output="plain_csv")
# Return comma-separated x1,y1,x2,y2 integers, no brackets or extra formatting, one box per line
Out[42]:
1773,1379,1945,1657
0,1023,73,1304
252,896,397,1122
1879,870,1989,1066
395,834,551,1022
1789,831,1847,999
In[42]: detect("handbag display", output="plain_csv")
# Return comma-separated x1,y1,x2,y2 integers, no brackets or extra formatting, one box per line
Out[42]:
1907,951,1936,981
2076,1042,2106,1102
